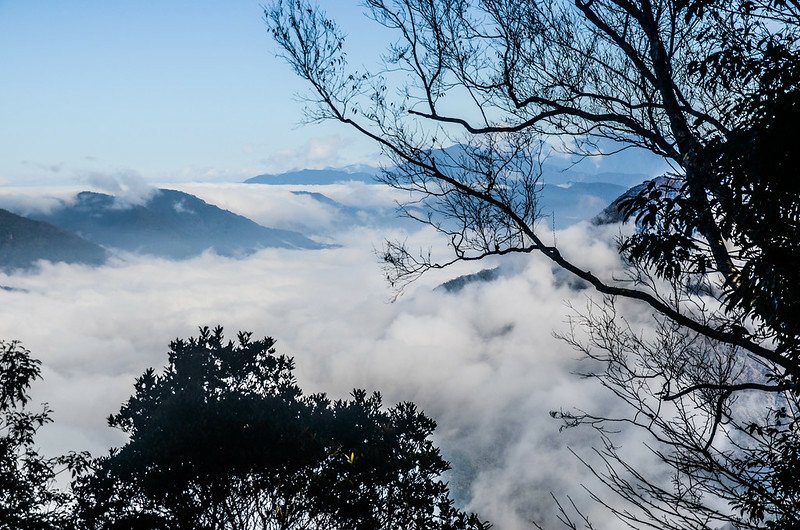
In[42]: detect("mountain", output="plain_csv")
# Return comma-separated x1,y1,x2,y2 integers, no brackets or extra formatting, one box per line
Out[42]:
0,285,28,292
590,176,683,226
246,168,378,185
289,190,421,232
244,143,653,233
538,141,669,187
538,182,628,228
30,189,323,259
418,142,666,187
592,181,649,225
284,173,626,230
291,190,356,211
291,190,367,227
420,145,636,226
436,268,500,293
0,208,107,271
246,141,663,187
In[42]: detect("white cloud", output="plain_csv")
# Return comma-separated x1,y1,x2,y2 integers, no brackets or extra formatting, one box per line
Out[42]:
257,135,382,173
0,186,82,215
169,182,407,235
0,183,662,529
84,170,158,207
21,160,66,173
0,171,158,213
159,165,262,184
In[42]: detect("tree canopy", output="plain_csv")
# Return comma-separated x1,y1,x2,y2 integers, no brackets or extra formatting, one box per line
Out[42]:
0,339,86,530
267,0,800,527
73,326,488,530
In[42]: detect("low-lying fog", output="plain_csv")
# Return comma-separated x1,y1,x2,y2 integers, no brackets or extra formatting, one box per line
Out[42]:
0,182,658,528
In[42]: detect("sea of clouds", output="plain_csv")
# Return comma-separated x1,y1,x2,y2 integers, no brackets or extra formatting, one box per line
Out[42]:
0,182,666,528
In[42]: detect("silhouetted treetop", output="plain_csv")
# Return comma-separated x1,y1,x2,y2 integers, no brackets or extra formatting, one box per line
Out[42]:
75,326,489,530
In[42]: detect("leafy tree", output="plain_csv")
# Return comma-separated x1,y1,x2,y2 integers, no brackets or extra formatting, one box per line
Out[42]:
74,326,488,530
267,0,800,527
0,339,87,530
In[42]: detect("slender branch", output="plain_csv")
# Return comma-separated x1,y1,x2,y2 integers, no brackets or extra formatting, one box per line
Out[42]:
662,381,796,402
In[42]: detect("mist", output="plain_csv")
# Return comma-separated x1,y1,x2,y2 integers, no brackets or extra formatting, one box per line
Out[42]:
0,183,658,528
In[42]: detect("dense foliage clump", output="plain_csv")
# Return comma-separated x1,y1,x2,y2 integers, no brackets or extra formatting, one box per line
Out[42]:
72,326,488,530
0,340,88,530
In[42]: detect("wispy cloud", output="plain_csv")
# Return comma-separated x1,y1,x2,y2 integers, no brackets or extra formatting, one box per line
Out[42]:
84,170,158,207
0,187,82,216
256,135,381,173
21,160,66,174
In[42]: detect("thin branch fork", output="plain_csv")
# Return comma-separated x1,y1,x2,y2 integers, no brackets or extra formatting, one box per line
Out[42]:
269,0,797,379
661,381,798,402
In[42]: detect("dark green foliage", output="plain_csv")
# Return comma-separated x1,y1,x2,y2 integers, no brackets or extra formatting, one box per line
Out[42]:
618,4,800,359
734,408,800,528
74,326,488,530
703,91,800,354
0,340,88,530
608,5,800,521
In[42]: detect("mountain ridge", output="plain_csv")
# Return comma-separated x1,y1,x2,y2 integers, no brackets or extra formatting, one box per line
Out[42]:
29,189,323,260
246,168,378,185
0,208,107,271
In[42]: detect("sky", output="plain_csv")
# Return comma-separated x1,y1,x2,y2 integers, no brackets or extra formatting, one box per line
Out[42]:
0,1,381,186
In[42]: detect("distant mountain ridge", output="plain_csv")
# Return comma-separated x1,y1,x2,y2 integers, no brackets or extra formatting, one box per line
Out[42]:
30,189,323,259
591,176,679,226
426,142,667,187
538,182,627,229
289,190,421,232
246,168,378,185
245,144,663,188
246,145,640,230
0,208,107,271
2,148,650,274
436,268,501,293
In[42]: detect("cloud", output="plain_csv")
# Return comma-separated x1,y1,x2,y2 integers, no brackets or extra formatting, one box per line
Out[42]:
0,184,662,529
0,172,160,215
21,160,65,173
170,182,407,235
84,170,158,207
161,165,264,184
257,135,381,173
169,183,344,233
0,186,82,216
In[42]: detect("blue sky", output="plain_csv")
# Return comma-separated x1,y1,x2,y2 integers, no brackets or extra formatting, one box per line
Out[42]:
0,1,382,185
